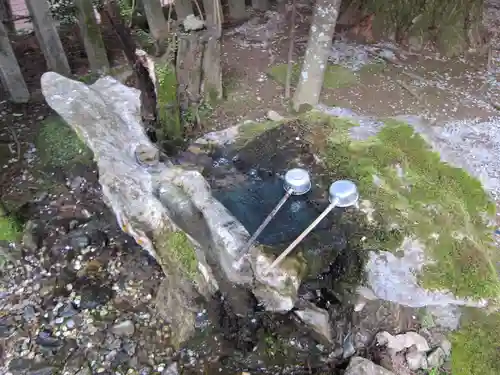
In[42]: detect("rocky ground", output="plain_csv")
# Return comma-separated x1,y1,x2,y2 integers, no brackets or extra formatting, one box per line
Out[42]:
1,1,500,375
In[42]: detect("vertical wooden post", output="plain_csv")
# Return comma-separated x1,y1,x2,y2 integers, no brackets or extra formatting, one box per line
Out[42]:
175,0,193,21
74,0,110,74
252,0,269,12
202,0,223,27
227,0,246,21
0,0,16,35
142,0,170,45
0,21,30,103
25,0,70,76
202,0,222,100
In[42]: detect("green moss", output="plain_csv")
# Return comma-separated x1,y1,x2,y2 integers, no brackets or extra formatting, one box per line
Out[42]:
350,0,482,57
156,230,198,280
358,61,387,75
235,120,283,148
156,64,182,142
304,112,499,299
267,63,358,90
451,309,500,375
0,216,21,244
36,115,93,168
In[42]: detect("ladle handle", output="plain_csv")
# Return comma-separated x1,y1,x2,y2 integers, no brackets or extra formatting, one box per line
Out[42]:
235,189,293,264
264,200,338,274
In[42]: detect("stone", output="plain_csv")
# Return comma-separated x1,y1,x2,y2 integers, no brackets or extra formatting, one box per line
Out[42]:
112,320,135,337
266,110,284,122
183,15,205,31
365,238,487,309
439,338,452,357
405,347,428,370
345,357,396,375
376,331,430,353
163,362,179,375
427,347,446,368
294,301,333,344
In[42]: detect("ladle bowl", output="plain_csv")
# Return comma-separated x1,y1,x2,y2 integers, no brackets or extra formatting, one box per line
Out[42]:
328,180,359,207
283,168,311,195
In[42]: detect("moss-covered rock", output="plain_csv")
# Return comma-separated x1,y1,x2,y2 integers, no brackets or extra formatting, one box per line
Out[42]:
267,63,358,90
155,230,199,280
36,115,93,168
451,309,500,375
342,0,485,57
312,113,498,299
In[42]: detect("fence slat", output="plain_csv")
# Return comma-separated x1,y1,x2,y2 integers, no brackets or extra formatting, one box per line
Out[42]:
0,20,30,103
74,0,110,74
25,0,70,76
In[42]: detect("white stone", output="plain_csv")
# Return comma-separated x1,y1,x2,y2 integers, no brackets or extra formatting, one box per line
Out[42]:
345,357,396,375
427,347,446,368
406,347,428,370
376,331,430,353
266,110,284,122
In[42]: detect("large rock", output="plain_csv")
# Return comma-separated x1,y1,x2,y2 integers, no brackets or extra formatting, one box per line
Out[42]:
345,357,396,375
40,72,305,346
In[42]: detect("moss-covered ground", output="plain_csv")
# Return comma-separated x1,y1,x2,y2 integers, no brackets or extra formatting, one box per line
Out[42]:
36,115,93,168
267,63,358,90
451,309,500,375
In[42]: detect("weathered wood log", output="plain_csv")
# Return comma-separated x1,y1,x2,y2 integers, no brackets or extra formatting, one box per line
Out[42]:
227,0,247,21
0,0,15,35
74,0,110,74
0,21,30,103
25,0,70,76
176,31,204,111
102,0,158,125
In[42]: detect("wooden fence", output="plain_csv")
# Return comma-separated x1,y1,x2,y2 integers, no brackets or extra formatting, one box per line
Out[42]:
0,0,112,103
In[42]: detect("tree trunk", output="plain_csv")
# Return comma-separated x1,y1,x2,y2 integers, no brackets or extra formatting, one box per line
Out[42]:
292,0,341,112
74,0,110,74
174,0,193,21
103,0,158,125
202,0,223,27
252,0,269,12
227,0,247,21
0,0,15,35
202,0,222,100
142,0,170,54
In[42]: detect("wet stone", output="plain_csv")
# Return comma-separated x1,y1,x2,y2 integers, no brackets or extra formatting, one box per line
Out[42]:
77,283,113,310
36,330,63,350
8,358,34,374
112,320,135,337
59,302,79,318
27,365,57,375
69,233,91,250
22,305,37,322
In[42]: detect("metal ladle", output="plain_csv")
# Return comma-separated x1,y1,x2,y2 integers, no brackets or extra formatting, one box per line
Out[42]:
232,168,312,270
263,179,359,274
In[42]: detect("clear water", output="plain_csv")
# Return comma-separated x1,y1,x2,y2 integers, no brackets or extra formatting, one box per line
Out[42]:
213,174,331,246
